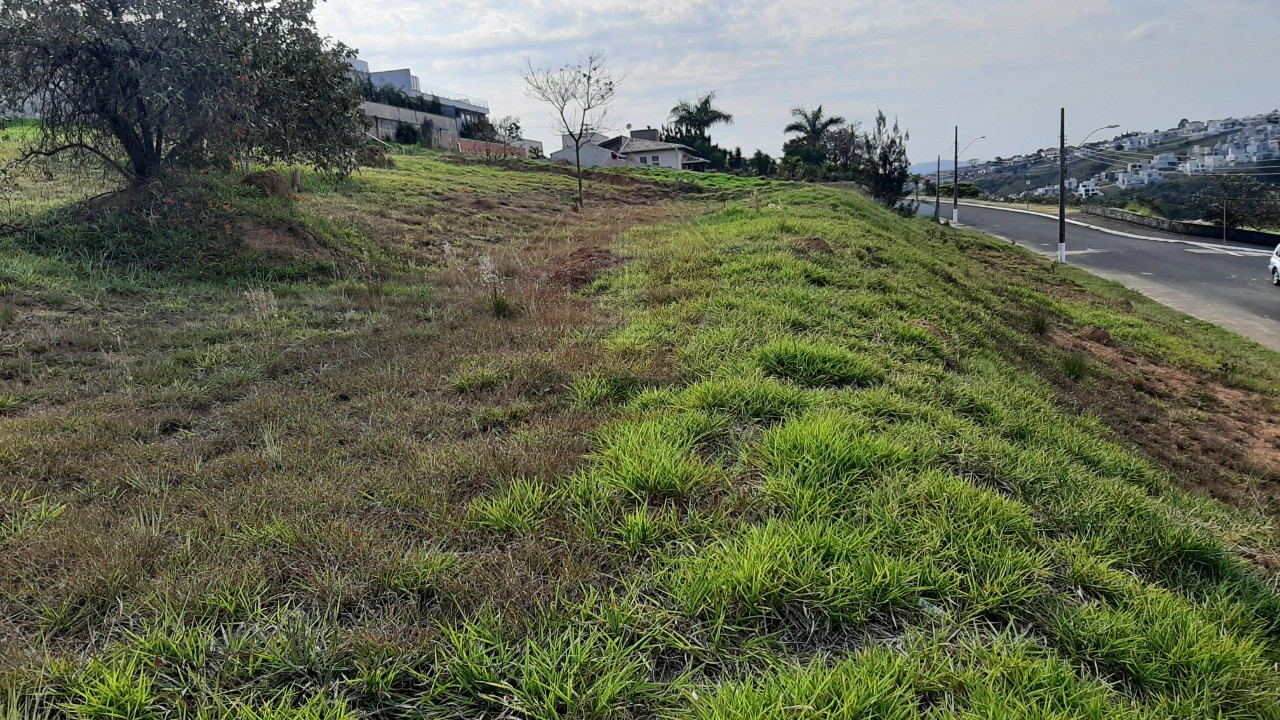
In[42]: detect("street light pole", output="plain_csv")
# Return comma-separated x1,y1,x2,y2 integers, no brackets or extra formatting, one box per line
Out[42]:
935,155,941,221
1058,117,1118,264
953,126,959,223
950,131,985,224
1058,108,1067,263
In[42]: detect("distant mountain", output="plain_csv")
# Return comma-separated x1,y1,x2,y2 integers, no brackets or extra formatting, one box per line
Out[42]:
909,160,977,175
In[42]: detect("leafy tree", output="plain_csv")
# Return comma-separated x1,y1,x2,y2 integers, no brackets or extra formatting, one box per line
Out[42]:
860,110,911,208
782,137,827,168
461,116,498,142
749,150,775,177
1193,176,1280,231
522,51,619,208
822,123,863,175
0,0,365,185
668,91,734,138
779,156,802,180
784,105,846,152
493,115,523,146
394,122,420,145
662,93,734,171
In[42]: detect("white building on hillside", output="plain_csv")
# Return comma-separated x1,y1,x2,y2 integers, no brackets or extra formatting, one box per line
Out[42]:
550,128,710,171
1076,180,1104,199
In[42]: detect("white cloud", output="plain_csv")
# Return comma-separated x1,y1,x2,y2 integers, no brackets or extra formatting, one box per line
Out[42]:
317,0,1280,160
1121,20,1174,42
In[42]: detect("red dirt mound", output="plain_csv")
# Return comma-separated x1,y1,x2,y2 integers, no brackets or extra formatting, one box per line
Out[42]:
241,171,294,200
548,247,623,289
358,146,396,169
235,220,334,260
793,236,834,255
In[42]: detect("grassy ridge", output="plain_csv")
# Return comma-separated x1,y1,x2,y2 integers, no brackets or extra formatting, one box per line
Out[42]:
3,153,1280,718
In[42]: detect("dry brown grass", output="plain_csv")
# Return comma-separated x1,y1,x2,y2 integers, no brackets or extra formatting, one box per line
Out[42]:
0,153,698,677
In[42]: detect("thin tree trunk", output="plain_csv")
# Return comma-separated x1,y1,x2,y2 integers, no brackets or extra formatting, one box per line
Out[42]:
575,146,584,209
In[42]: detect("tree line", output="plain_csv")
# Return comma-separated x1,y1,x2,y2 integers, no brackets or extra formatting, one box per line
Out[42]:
0,7,914,215
657,93,913,210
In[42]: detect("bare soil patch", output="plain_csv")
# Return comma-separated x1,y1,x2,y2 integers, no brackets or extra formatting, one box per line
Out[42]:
357,146,396,169
1042,327,1280,514
548,247,624,289
241,171,293,200
792,236,834,255
235,219,334,260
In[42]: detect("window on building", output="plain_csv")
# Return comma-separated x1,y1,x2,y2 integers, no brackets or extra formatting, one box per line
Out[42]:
652,155,660,164
639,157,648,164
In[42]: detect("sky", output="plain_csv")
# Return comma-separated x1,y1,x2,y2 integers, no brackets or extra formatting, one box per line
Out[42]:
316,0,1280,163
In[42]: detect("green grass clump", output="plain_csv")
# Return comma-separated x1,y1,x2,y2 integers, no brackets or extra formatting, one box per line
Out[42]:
569,373,641,410
433,618,667,719
583,412,724,502
62,655,160,720
675,376,808,421
756,340,886,388
686,650,925,720
452,368,506,393
1061,352,1092,380
468,479,550,533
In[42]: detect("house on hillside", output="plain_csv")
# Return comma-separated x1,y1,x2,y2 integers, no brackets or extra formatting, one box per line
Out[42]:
549,133,628,167
1076,180,1104,199
1208,118,1242,133
550,128,710,171
1115,172,1146,189
348,57,490,139
1178,158,1208,174
1152,153,1178,170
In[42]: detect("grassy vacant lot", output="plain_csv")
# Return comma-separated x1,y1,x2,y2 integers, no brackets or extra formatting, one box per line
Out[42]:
3,140,1280,719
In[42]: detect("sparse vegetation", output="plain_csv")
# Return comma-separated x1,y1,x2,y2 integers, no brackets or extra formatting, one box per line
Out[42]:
2,132,1280,720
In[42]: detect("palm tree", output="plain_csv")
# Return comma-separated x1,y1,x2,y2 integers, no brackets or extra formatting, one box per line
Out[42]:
784,105,846,149
668,91,734,138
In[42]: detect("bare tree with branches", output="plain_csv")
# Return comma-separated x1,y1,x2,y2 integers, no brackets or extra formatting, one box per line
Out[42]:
521,51,619,208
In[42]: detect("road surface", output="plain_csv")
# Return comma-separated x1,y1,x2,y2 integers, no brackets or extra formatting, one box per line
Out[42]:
933,203,1280,351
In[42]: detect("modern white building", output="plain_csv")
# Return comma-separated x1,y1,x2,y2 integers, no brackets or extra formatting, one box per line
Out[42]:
1076,180,1104,199
1115,172,1147,189
549,128,710,170
348,57,489,137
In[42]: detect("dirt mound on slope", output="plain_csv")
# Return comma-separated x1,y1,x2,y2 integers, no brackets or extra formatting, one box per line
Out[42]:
236,219,334,260
548,247,623,289
242,171,294,200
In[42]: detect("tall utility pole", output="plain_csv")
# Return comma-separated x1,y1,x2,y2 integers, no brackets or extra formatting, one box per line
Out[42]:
935,155,941,220
953,125,960,223
1058,108,1067,263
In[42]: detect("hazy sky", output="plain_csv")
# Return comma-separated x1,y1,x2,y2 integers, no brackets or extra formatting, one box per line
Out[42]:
317,0,1280,162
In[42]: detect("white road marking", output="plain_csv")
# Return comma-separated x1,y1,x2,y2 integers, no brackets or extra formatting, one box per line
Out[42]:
1185,248,1248,257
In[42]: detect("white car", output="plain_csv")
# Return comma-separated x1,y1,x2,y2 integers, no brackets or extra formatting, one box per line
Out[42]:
1273,244,1280,286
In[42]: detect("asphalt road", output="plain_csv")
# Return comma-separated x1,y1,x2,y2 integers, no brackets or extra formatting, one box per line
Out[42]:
932,203,1280,351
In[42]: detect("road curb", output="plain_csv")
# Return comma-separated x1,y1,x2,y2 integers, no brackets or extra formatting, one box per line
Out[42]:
957,202,1272,257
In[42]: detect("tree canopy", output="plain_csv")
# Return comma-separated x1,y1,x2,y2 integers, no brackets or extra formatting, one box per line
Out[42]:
0,0,366,184
1193,176,1280,231
784,105,846,150
668,92,734,138
861,110,911,208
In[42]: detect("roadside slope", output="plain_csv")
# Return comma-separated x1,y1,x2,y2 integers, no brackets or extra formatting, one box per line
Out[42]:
3,161,1280,718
